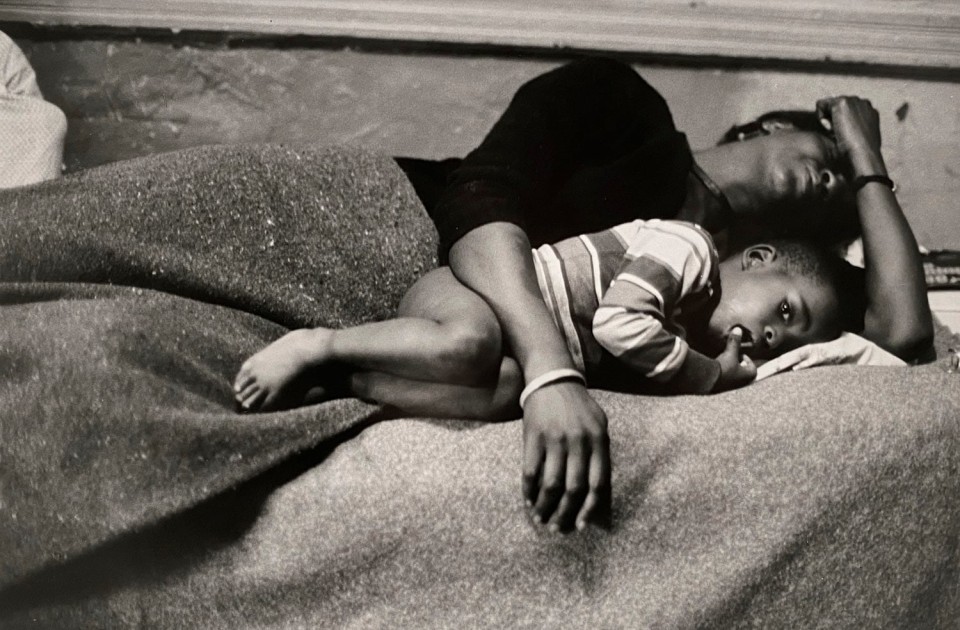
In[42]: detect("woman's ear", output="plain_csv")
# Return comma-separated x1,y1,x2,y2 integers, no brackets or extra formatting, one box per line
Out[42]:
741,243,778,269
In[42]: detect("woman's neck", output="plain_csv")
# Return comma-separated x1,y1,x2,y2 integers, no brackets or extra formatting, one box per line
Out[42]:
693,143,768,217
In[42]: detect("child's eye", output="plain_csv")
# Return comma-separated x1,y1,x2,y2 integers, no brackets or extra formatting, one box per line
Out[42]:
779,300,792,321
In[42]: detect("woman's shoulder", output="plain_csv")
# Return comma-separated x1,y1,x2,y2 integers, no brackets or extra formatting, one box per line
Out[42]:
521,56,669,112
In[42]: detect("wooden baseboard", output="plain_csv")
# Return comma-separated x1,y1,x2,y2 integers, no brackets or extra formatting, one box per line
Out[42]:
2,1,958,68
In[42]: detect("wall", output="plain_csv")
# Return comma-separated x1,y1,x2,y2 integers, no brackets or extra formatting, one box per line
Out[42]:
3,1,959,68
14,36,960,249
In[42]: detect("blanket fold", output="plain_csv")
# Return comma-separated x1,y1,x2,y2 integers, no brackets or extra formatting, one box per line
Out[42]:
0,143,437,329
0,144,436,586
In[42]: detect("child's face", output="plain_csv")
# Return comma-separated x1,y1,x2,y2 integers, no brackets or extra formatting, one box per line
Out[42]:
708,259,840,362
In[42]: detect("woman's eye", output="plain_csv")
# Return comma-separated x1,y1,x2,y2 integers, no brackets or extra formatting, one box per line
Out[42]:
780,300,792,320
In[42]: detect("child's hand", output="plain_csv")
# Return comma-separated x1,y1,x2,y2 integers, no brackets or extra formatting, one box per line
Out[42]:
713,327,757,392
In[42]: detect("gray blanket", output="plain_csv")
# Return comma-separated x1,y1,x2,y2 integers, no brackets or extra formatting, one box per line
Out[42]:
0,144,957,628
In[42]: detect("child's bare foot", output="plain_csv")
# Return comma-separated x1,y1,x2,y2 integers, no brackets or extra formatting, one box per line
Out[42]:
234,328,334,411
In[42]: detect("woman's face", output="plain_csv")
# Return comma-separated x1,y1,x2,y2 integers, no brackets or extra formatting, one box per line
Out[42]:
754,129,850,209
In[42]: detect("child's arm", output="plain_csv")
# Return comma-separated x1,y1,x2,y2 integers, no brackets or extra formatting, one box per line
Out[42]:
818,97,933,361
592,221,755,393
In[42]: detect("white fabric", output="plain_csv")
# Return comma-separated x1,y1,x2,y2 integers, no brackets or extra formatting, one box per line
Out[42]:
756,332,906,381
0,31,66,188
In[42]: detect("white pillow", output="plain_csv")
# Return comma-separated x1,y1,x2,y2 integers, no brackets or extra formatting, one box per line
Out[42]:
756,332,906,381
0,31,67,188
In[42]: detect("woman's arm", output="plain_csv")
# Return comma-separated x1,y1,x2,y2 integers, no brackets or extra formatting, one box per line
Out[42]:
438,58,684,532
819,97,933,361
449,224,610,533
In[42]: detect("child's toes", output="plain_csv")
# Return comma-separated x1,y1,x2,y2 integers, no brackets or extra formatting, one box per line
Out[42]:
237,382,263,405
234,371,254,392
240,386,267,411
235,379,255,399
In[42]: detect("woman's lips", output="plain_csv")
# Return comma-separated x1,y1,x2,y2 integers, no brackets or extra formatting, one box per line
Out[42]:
803,163,830,199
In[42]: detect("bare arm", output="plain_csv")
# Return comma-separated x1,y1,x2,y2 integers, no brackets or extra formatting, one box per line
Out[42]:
448,223,610,532
432,59,677,532
819,97,933,361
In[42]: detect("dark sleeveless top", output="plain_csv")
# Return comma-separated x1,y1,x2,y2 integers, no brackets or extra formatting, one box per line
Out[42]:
396,57,725,262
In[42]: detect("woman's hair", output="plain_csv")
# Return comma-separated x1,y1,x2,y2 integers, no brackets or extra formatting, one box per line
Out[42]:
768,239,866,334
718,110,830,145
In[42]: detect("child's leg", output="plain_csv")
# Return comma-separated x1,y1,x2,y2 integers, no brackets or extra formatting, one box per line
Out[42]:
234,268,506,411
349,356,523,421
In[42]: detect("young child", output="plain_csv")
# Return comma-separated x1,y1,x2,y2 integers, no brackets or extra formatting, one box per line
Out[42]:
234,219,862,417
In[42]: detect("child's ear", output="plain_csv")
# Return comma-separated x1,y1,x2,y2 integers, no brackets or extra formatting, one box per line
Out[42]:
741,244,778,269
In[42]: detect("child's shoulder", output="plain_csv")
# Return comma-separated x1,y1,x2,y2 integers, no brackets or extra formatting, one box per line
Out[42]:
613,219,717,257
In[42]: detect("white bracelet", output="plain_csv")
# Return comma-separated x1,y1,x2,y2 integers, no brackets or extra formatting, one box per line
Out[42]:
518,368,586,409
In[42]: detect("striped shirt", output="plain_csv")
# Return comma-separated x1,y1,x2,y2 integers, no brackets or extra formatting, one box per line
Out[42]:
531,219,722,393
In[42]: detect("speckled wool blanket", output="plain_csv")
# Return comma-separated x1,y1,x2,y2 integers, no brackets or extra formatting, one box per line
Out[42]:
0,144,958,628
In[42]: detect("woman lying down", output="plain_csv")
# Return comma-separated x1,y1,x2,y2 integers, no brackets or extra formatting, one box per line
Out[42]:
235,58,932,533
234,107,929,419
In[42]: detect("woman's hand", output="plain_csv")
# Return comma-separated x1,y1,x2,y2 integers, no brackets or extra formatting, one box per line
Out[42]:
522,381,610,532
815,96,883,172
449,223,612,533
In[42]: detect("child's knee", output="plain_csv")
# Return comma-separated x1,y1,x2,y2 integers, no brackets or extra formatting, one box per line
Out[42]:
439,322,502,385
348,371,378,404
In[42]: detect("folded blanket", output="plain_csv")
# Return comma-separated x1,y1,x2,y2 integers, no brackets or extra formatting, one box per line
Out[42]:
0,143,437,329
1,144,957,628
0,144,436,586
